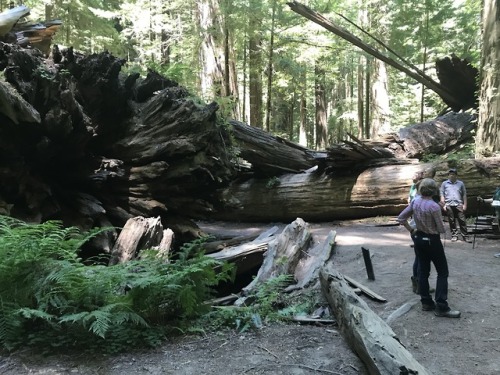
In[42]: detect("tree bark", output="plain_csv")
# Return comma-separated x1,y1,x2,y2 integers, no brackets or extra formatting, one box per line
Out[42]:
315,62,327,149
213,158,500,222
476,0,500,156
248,0,263,127
109,216,165,265
229,120,316,176
319,265,432,375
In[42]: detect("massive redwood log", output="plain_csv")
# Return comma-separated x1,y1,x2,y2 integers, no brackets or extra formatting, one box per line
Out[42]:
212,158,500,222
0,43,485,256
0,46,235,246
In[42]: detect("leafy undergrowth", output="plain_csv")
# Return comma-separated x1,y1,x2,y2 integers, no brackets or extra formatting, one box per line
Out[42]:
0,216,313,355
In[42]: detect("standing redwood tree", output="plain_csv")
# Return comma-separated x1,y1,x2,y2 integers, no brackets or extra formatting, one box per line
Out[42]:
476,0,500,157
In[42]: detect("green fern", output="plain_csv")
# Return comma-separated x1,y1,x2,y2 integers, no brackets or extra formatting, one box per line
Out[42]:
0,215,235,352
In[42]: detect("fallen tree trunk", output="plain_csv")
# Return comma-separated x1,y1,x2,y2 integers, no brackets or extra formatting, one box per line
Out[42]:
319,265,432,375
230,120,317,176
212,158,500,222
232,111,475,173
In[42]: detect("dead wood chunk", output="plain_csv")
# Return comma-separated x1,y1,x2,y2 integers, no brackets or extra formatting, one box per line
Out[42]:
108,216,164,265
0,80,40,124
202,234,259,254
241,218,312,295
319,265,431,375
285,229,337,292
342,274,387,302
154,228,174,261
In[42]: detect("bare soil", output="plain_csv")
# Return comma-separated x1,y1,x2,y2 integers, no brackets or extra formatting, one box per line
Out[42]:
1,219,499,375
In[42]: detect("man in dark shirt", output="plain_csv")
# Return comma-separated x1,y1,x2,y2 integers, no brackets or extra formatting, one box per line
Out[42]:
440,168,469,242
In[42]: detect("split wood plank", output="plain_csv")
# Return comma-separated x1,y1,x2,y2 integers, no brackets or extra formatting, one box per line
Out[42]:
343,274,387,303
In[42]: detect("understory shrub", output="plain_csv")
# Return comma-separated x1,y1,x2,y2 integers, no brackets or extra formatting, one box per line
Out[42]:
0,216,234,353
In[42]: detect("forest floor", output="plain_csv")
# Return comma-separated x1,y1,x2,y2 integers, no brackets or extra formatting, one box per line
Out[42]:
1,218,499,375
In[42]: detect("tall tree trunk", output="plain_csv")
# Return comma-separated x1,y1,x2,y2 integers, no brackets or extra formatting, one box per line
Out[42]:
45,3,54,20
249,0,263,128
264,0,277,132
357,57,364,138
223,6,230,97
315,63,327,149
476,0,500,157
371,59,390,137
222,0,240,120
197,0,224,99
299,68,308,147
364,57,370,138
242,31,248,123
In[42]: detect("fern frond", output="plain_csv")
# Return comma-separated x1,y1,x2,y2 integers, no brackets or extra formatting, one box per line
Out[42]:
17,308,56,321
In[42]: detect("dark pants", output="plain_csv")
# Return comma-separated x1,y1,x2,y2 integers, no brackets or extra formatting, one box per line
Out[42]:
412,232,449,311
412,246,419,278
446,205,467,238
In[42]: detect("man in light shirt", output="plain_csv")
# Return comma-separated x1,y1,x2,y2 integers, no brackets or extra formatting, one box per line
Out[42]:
440,168,469,242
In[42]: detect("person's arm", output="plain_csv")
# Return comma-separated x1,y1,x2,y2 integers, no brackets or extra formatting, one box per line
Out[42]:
397,204,416,234
478,196,493,204
433,207,446,234
439,183,446,208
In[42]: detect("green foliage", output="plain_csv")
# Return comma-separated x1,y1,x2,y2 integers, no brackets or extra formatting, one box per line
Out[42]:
421,142,476,163
0,216,233,353
266,176,281,189
197,274,318,333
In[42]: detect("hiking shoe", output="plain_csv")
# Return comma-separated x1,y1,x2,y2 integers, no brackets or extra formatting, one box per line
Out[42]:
422,303,436,311
451,236,458,242
462,236,471,243
434,309,461,318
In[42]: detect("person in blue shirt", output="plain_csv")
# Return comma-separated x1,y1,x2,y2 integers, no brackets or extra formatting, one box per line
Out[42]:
440,168,469,242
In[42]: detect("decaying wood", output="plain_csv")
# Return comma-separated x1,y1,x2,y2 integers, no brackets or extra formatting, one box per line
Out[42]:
109,216,165,265
154,228,174,261
343,274,387,303
206,294,239,306
207,226,280,274
241,218,312,296
436,54,479,111
398,112,476,159
290,316,336,325
0,47,235,249
202,233,260,254
229,98,475,177
214,158,500,222
230,120,316,176
319,265,432,375
385,302,415,325
285,229,337,292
